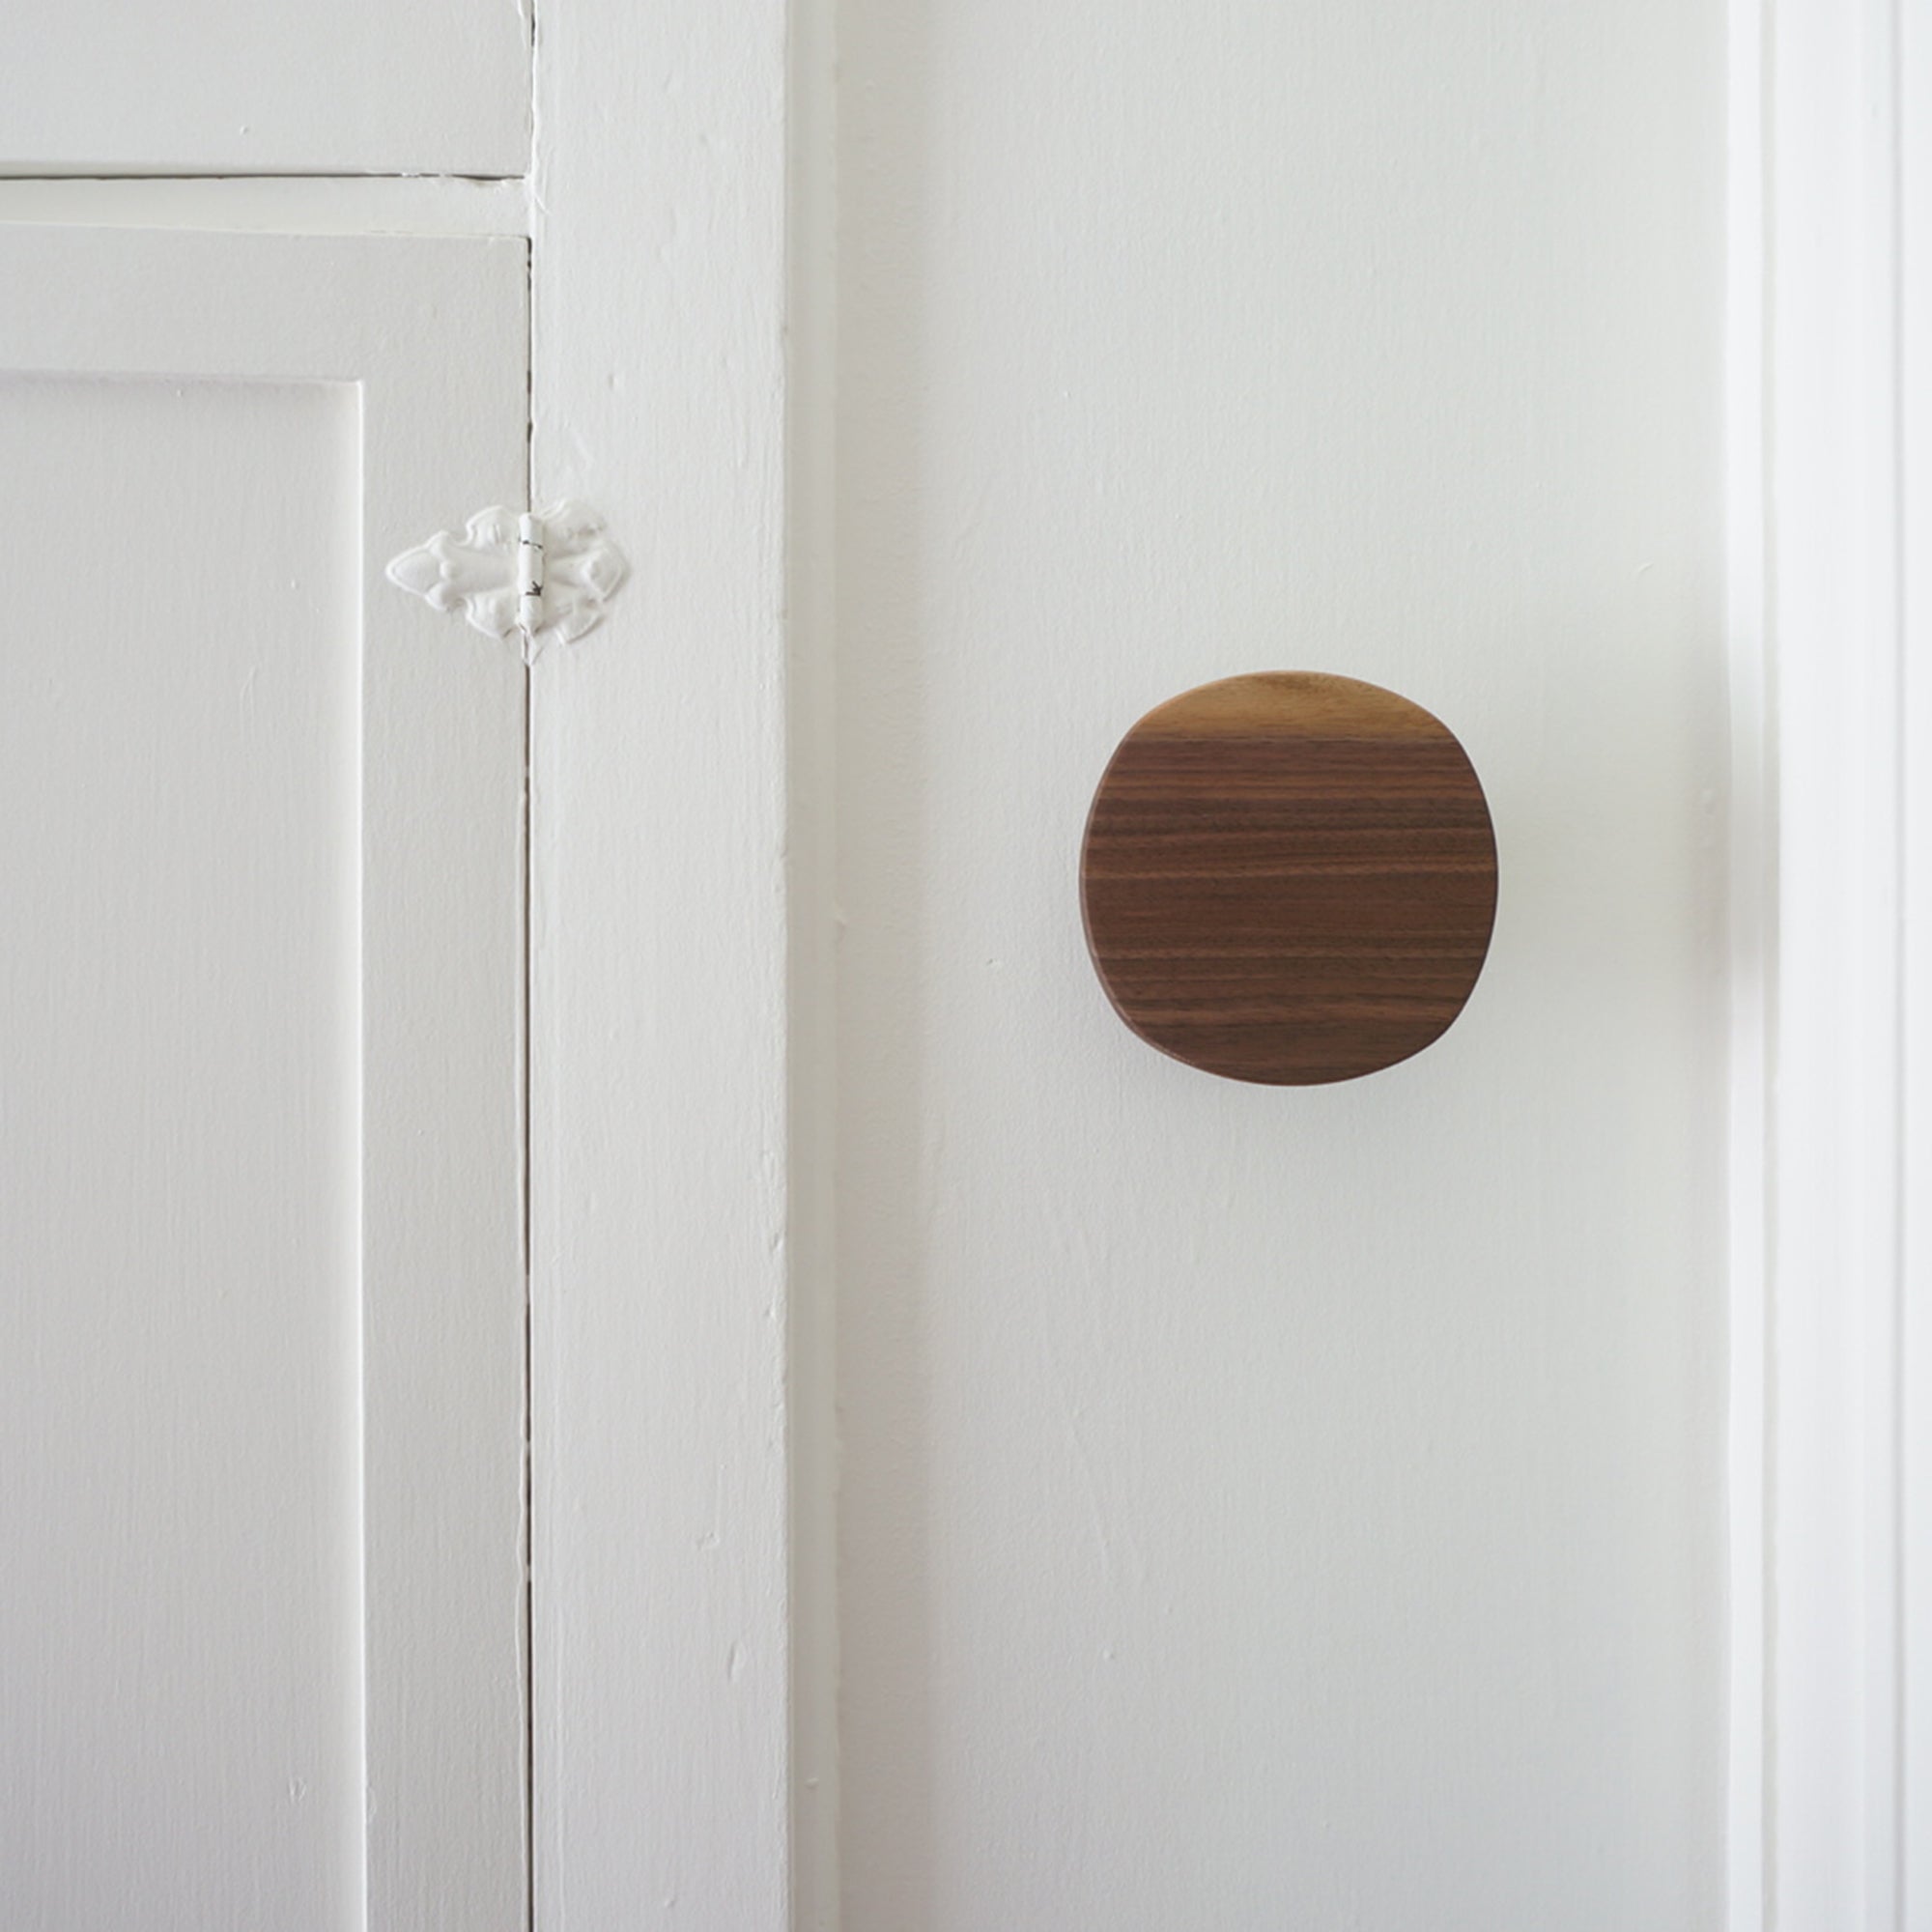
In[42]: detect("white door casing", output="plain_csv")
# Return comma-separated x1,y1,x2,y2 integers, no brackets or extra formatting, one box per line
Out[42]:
1735,0,1932,1926
0,226,530,1930
527,5,797,1924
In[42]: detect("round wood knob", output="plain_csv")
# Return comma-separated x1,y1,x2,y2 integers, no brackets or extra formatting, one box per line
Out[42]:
1079,672,1498,1085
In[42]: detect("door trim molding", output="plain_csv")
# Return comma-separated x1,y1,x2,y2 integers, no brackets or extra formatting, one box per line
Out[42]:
527,2,797,1928
1734,1,1921,1924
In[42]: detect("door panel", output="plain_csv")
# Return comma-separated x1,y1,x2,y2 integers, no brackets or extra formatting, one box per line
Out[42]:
3,374,368,1930
831,2,1724,1927
0,0,527,177
0,230,529,1931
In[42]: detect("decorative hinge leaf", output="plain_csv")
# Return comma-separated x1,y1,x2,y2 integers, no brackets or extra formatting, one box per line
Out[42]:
386,502,629,663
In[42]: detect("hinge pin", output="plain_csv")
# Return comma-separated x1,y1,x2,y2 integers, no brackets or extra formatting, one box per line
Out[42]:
386,500,628,659
517,512,546,646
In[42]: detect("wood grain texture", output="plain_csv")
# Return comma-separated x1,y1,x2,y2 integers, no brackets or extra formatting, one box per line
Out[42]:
1080,672,1497,1084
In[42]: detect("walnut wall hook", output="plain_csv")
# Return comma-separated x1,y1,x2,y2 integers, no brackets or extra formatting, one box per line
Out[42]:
1079,672,1498,1085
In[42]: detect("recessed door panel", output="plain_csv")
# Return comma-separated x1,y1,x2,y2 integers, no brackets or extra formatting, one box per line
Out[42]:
1,375,364,1931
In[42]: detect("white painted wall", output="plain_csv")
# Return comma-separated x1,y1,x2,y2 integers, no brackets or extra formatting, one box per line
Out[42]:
830,2,1726,1926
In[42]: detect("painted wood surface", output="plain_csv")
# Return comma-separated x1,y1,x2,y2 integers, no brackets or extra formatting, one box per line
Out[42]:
0,0,526,176
0,5,1761,1929
830,1,1725,1926
1080,673,1497,1085
0,176,528,239
528,3,796,1928
0,227,529,1930
1742,1,1928,1925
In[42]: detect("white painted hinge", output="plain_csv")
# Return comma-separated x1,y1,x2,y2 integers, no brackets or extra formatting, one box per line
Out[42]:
386,502,629,664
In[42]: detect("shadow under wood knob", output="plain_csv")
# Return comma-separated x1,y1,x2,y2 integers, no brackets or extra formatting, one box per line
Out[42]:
1079,671,1498,1085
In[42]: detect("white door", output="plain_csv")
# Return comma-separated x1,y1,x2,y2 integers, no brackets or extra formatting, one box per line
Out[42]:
0,227,530,1929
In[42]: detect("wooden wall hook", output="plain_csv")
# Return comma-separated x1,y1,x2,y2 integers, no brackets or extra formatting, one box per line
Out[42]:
1079,672,1498,1085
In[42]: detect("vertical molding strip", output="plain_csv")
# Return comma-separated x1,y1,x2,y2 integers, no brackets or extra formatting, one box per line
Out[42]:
1751,0,1910,1926
528,0,795,1926
1899,4,1932,1924
1726,0,1770,1921
785,0,842,1921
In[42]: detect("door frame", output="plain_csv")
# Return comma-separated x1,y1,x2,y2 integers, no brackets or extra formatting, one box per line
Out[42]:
1731,0,1931,1925
526,1,815,1927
